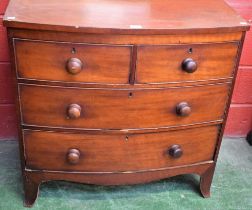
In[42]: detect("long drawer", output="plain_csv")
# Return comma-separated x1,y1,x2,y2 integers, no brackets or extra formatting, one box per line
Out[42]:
24,125,219,172
19,83,230,130
15,39,132,84
136,42,238,83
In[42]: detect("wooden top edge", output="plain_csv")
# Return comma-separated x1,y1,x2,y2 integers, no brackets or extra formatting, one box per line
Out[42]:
3,20,250,35
3,0,250,35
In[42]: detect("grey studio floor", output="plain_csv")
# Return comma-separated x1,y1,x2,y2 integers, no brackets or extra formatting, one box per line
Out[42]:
0,137,251,210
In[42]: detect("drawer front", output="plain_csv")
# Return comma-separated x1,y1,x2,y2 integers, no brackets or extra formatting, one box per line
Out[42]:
20,83,230,129
24,126,219,172
15,40,132,84
136,42,238,83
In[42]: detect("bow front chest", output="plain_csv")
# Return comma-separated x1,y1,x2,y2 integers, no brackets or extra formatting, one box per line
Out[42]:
3,0,250,207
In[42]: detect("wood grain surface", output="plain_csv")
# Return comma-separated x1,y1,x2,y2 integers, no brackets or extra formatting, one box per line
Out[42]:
15,39,132,84
19,83,230,130
24,126,219,172
3,0,249,34
9,29,244,45
136,42,239,83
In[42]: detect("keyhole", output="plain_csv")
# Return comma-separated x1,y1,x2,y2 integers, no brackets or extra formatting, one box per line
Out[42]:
188,48,193,54
128,92,133,98
71,47,76,54
125,136,129,141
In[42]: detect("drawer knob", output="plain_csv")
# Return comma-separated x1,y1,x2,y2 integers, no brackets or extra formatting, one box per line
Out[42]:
66,58,83,74
168,145,183,159
67,149,80,164
176,102,191,116
67,104,81,119
182,58,197,73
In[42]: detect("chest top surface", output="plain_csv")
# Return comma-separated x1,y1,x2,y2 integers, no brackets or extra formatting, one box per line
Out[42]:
3,0,250,34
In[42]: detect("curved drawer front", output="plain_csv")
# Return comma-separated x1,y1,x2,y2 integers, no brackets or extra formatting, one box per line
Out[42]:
136,42,238,83
15,39,132,84
24,126,219,172
20,83,230,129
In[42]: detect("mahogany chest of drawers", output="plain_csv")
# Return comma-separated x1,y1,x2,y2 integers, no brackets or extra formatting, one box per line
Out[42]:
3,0,250,207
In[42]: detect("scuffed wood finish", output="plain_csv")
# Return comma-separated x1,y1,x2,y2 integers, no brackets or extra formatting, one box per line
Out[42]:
4,0,250,207
20,83,230,130
15,39,132,84
3,0,249,34
24,126,219,172
137,43,238,84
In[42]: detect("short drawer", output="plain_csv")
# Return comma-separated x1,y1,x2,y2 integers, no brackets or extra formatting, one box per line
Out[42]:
24,126,219,172
20,83,230,130
15,39,132,84
136,42,238,83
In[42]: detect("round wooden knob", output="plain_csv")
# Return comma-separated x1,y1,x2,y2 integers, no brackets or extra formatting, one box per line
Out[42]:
168,145,183,159
67,104,81,119
181,58,197,73
66,58,83,74
67,149,80,164
176,102,191,116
